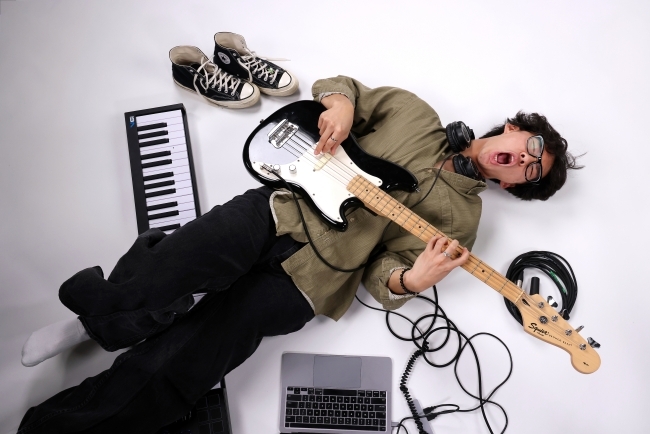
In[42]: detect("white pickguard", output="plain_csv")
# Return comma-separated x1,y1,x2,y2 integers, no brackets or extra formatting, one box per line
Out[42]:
251,145,383,223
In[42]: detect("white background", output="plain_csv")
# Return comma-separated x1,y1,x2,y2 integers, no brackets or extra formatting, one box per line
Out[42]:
1,0,648,433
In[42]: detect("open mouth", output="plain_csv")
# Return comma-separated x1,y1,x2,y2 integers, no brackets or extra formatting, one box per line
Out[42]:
494,152,515,165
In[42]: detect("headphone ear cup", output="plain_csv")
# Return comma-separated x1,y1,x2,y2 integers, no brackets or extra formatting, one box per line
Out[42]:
445,123,462,153
445,121,472,153
452,154,483,181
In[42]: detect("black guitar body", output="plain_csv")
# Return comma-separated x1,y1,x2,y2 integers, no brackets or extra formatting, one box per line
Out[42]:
243,100,418,231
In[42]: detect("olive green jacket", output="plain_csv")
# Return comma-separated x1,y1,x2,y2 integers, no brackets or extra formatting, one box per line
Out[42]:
273,76,486,320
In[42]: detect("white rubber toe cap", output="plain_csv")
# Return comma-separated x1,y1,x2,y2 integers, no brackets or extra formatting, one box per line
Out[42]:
278,72,292,88
240,82,255,99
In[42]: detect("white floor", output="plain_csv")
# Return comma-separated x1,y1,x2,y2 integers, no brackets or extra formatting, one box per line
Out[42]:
1,1,649,433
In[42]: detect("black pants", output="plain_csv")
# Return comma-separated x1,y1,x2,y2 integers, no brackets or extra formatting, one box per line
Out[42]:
18,187,314,434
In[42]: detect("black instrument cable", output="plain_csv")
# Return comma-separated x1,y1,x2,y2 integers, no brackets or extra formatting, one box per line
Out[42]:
503,251,578,324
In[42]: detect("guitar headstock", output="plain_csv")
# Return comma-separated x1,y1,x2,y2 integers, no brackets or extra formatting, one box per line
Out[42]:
516,293,601,374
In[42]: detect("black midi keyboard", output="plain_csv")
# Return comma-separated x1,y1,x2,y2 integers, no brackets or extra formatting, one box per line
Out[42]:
124,104,201,234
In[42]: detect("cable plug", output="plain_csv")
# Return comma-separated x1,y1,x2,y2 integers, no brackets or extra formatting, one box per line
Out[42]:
423,404,460,420
423,406,438,420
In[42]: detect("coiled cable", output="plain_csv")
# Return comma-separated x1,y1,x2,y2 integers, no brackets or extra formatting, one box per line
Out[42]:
503,251,578,324
399,341,430,434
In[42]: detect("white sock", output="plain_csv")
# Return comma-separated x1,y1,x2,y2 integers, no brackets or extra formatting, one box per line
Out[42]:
21,317,90,367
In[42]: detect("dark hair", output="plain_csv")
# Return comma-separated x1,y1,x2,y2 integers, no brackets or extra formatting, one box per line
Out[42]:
480,111,582,201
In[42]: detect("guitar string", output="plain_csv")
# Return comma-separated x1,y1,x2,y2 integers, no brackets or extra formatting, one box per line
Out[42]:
289,129,370,182
291,133,361,180
284,139,353,185
267,139,354,188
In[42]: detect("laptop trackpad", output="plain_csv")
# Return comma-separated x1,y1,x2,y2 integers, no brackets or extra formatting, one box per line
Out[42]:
313,355,362,388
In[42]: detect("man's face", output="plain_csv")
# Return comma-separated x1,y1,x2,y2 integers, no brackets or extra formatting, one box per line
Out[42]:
474,124,555,188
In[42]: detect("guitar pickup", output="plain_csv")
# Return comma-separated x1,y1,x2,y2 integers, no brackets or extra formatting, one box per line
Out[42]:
267,119,298,149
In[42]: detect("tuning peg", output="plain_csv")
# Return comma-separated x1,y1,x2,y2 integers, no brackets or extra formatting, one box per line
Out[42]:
587,337,601,349
546,295,559,308
575,325,584,333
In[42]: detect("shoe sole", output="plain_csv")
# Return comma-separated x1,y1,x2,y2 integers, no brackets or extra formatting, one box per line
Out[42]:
173,79,260,109
259,75,299,97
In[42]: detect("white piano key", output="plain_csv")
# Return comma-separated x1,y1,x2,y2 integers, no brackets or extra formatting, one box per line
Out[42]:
146,191,196,207
140,150,188,166
145,186,195,205
139,144,187,158
144,171,191,186
136,110,183,124
139,129,186,143
142,157,190,174
137,122,185,136
153,216,197,233
142,166,190,181
147,201,195,214
141,147,187,159
145,179,193,194
148,209,197,225
138,136,186,152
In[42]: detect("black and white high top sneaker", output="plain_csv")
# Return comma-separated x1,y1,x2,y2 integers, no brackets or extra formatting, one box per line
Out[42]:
169,46,260,109
213,32,299,97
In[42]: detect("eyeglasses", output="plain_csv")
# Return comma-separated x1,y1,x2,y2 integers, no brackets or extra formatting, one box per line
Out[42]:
525,135,545,183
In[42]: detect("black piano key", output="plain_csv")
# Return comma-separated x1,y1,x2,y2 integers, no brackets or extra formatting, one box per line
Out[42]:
149,210,179,221
137,122,167,132
155,223,181,232
138,130,168,140
143,171,173,182
147,201,178,212
145,188,176,198
141,159,172,169
141,150,171,161
144,180,174,190
139,138,169,148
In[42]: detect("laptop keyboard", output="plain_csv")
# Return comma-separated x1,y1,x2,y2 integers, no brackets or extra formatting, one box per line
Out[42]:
284,387,388,432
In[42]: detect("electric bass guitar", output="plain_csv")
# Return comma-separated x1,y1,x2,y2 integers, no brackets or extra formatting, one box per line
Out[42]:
243,101,601,374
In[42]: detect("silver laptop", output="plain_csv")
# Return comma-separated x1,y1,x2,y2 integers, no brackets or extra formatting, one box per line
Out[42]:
280,352,392,433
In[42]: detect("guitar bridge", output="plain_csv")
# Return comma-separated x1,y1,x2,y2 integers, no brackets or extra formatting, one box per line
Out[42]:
267,119,298,149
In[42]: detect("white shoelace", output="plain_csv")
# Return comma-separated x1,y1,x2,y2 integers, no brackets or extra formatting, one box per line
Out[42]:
239,50,286,83
192,58,241,96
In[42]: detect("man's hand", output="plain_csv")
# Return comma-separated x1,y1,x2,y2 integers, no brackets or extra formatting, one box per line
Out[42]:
314,94,354,155
389,236,470,294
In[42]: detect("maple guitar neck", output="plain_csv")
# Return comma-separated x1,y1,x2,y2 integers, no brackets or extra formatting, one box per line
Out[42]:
347,175,524,303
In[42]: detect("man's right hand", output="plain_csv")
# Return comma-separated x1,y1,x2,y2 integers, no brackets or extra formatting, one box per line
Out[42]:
314,94,354,155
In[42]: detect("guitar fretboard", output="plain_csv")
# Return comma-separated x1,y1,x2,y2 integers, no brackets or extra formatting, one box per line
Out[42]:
346,175,523,303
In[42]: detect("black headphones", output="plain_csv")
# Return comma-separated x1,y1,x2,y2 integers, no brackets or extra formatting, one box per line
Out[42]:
445,121,483,181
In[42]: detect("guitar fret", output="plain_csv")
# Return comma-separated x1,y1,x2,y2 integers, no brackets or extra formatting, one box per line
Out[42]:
497,279,508,294
470,259,482,274
389,203,407,223
405,213,420,232
417,223,430,238
483,269,495,283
